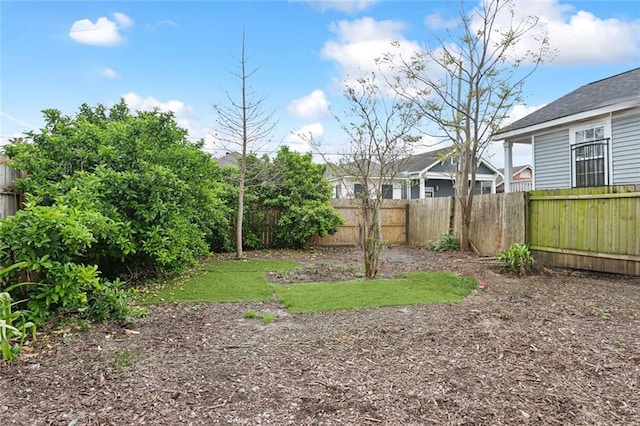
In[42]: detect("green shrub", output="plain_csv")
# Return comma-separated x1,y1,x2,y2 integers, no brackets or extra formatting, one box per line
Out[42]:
426,229,460,251
0,201,134,323
497,243,533,276
3,100,232,280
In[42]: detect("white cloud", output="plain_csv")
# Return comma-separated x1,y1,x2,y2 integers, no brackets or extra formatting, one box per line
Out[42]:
285,123,324,153
300,0,378,13
69,13,133,47
102,67,120,79
321,17,421,86
474,0,640,65
113,12,134,29
287,90,330,120
506,103,546,125
121,93,196,135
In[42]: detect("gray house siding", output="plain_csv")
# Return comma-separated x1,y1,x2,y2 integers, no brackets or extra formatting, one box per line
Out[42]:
429,161,455,175
611,108,640,185
425,179,455,197
476,163,494,175
425,160,494,176
534,129,571,189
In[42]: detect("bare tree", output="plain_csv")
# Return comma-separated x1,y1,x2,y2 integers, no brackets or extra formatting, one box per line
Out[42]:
380,0,551,251
212,31,277,259
317,74,423,278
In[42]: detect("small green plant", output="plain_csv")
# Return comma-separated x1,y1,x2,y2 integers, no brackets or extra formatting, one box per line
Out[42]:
114,348,138,370
426,229,460,252
497,243,533,276
1,292,37,361
0,262,37,361
243,310,257,319
261,314,274,325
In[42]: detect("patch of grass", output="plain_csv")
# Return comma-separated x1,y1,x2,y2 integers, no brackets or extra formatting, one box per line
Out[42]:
141,259,298,304
243,310,275,325
113,348,140,370
274,272,477,313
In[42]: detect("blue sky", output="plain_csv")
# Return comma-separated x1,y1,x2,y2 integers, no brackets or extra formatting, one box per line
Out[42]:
1,0,639,167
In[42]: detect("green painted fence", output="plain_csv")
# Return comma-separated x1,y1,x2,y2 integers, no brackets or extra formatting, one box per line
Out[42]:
529,185,640,275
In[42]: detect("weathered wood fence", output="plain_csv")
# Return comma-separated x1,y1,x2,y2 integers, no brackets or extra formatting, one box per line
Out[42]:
320,193,527,256
529,185,640,275
317,187,638,276
0,157,21,219
314,199,407,246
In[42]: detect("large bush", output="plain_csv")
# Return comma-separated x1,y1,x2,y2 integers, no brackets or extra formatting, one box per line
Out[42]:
1,101,232,321
263,146,344,248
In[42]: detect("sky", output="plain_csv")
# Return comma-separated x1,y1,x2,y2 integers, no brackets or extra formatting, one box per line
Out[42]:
1,0,639,168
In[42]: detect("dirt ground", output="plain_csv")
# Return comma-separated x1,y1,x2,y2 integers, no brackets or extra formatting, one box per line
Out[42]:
1,246,639,425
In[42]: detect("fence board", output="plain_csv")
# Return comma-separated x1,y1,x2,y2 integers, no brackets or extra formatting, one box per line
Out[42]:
468,192,527,255
529,185,640,275
315,199,408,246
0,158,21,219
406,197,454,247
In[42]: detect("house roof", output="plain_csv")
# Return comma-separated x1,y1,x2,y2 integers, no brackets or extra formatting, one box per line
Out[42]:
325,160,383,181
400,147,454,173
496,165,531,185
496,67,640,136
214,152,241,167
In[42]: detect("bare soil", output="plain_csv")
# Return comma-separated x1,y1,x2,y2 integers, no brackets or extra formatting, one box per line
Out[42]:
2,246,639,425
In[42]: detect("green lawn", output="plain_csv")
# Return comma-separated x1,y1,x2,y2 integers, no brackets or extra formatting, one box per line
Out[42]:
274,272,477,313
141,258,477,312
140,259,298,304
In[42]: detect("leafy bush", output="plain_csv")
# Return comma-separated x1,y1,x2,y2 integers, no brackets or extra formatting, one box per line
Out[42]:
263,147,344,248
0,200,135,323
426,229,460,251
497,243,533,276
4,100,232,278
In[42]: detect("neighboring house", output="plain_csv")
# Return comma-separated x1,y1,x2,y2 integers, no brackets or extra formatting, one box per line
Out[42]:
326,161,404,200
400,147,500,199
496,165,533,193
214,151,241,167
327,147,500,200
495,67,640,192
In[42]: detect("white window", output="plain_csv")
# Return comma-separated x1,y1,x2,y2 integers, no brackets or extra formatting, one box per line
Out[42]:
570,121,610,188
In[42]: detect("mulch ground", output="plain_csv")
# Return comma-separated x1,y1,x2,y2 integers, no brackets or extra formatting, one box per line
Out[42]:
1,246,639,425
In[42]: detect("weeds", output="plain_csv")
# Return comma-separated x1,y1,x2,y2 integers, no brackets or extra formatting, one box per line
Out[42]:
114,348,138,370
497,243,533,276
426,229,460,252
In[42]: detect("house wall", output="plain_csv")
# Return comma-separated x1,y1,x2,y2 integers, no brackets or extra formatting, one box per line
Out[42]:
533,129,571,189
331,177,403,200
611,107,640,185
425,179,455,197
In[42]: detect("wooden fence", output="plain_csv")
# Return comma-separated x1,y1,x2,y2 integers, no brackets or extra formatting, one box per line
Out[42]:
467,192,527,255
314,199,408,246
321,194,528,256
529,185,640,275
0,158,21,219
406,197,454,247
